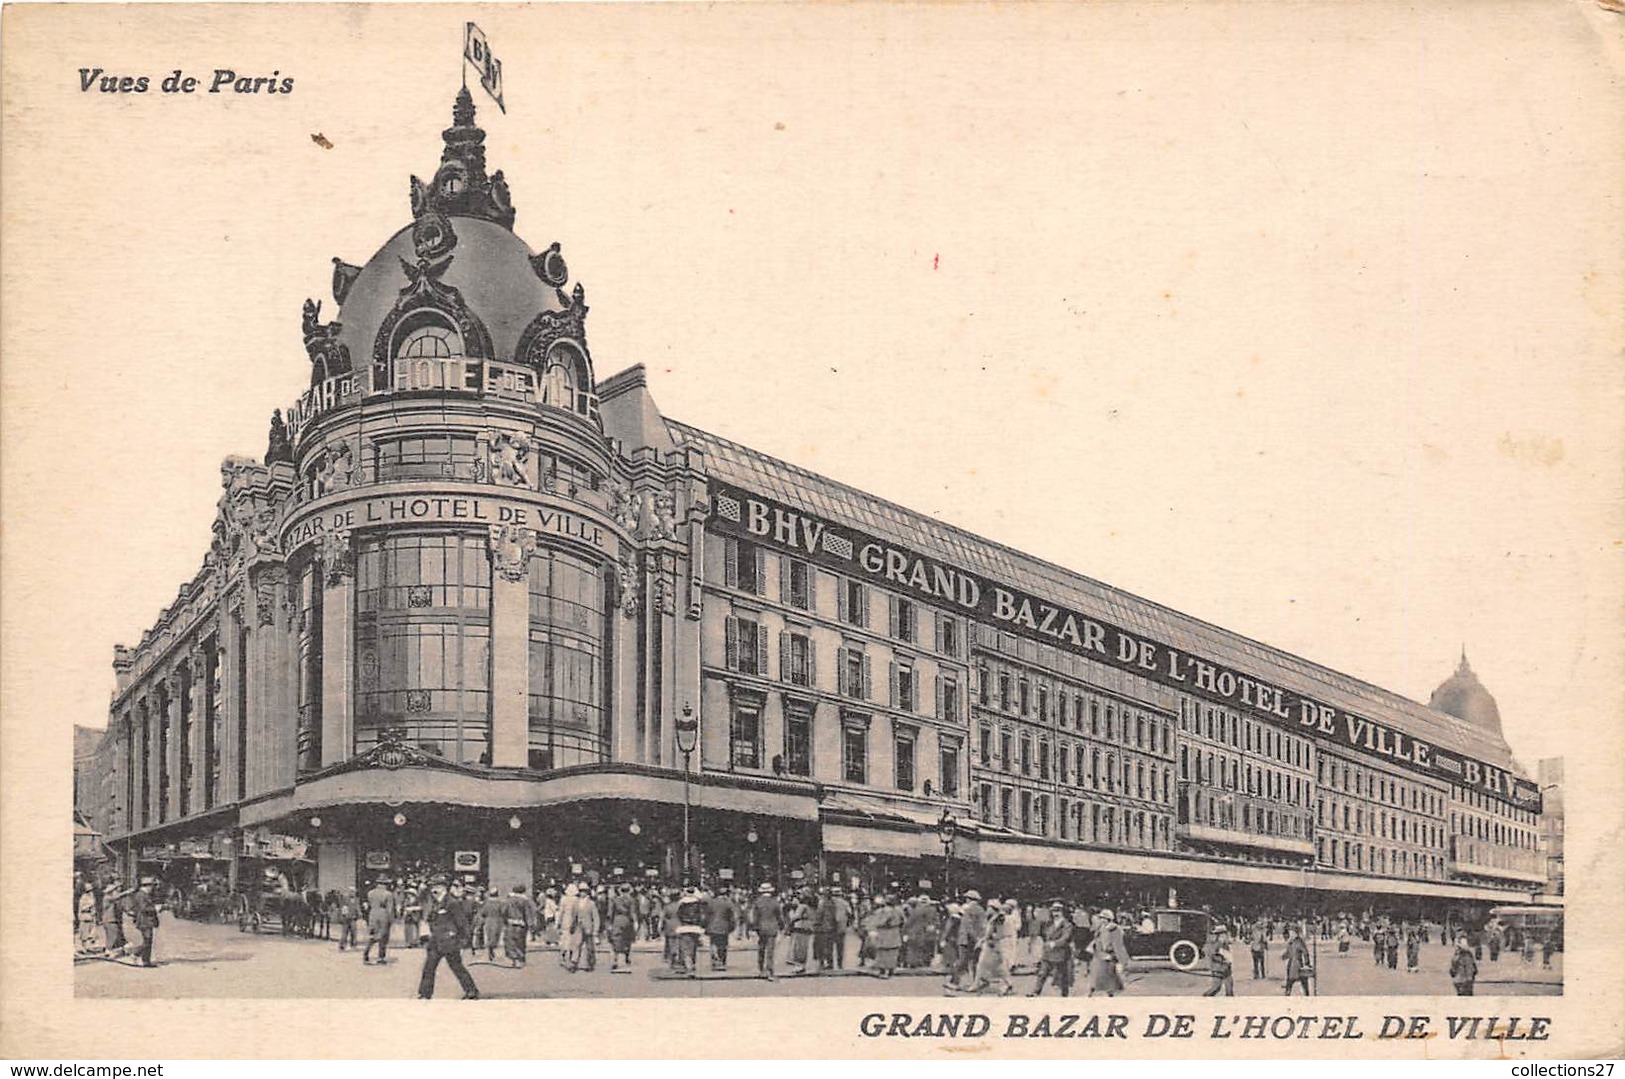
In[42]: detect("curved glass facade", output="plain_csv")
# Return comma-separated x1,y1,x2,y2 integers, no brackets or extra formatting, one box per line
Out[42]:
354,533,492,764
526,547,609,769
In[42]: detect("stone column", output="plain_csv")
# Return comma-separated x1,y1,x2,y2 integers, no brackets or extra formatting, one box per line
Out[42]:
487,839,532,894
188,649,208,814
316,838,356,892
320,530,355,768
246,565,289,797
166,672,183,822
487,525,535,768
220,605,242,803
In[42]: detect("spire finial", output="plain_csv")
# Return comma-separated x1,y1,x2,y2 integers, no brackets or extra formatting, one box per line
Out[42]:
1458,645,1471,673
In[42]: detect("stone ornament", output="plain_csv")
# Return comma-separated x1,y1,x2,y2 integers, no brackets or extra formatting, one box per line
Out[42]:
650,489,681,542
488,523,537,583
318,528,354,588
618,550,641,618
607,479,640,532
489,430,532,487
314,440,355,496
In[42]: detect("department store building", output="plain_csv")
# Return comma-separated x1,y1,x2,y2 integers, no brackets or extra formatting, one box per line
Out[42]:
74,91,1547,911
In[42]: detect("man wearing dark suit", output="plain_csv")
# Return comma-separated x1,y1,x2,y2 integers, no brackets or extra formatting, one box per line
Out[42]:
417,875,480,999
126,878,161,967
362,877,395,964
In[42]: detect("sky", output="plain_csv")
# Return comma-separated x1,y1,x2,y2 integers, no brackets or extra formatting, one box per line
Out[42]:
4,2,1621,776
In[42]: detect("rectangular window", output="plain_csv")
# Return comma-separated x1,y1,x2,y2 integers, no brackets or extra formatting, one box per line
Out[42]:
724,615,767,676
1020,791,1032,832
1039,740,1051,781
978,667,990,706
842,645,870,699
999,730,1012,772
979,724,993,764
891,597,917,643
782,557,811,610
939,616,960,658
843,723,868,784
782,630,814,688
1037,686,1049,722
730,702,762,770
998,673,1012,712
840,578,869,628
723,537,765,595
938,675,961,722
939,738,962,798
894,727,916,791
784,706,812,776
1000,787,1013,827
1020,733,1032,776
1018,679,1030,716
893,661,916,712
979,782,993,823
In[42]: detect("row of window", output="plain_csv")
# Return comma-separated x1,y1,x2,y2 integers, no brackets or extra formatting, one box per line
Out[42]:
720,614,967,722
1179,787,1313,841
302,432,605,500
1179,698,1313,772
973,782,1174,850
1451,783,1540,828
1317,754,1445,817
1179,745,1314,808
1318,837,1447,880
1318,796,1445,848
975,724,1174,804
976,666,1175,758
1452,811,1538,851
719,537,965,658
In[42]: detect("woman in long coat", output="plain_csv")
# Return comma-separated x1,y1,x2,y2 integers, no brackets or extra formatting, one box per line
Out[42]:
1087,909,1128,997
864,894,905,978
786,891,814,973
974,901,1016,995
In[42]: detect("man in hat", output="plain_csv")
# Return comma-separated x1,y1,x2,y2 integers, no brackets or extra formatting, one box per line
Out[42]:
748,882,783,981
1202,923,1235,997
502,884,536,968
477,886,506,962
1449,934,1478,995
362,876,395,965
606,883,637,972
949,890,987,990
706,885,737,971
417,875,479,999
101,877,127,954
1282,924,1313,996
675,886,709,976
125,877,161,968
1030,901,1075,997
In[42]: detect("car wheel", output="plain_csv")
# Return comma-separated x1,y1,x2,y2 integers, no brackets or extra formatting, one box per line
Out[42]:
1170,939,1200,970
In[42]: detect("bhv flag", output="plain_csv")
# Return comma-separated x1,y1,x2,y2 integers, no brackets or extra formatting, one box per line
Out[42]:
464,22,505,114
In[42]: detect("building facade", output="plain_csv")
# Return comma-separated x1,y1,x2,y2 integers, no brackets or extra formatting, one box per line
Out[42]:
74,90,1547,910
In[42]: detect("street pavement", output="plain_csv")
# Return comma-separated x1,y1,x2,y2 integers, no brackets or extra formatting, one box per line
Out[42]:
74,914,1562,999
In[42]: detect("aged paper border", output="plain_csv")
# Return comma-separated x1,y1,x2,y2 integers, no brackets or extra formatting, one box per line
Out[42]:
3,2,1622,1060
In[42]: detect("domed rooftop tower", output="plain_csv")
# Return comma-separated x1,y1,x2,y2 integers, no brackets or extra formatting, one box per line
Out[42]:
1428,648,1504,738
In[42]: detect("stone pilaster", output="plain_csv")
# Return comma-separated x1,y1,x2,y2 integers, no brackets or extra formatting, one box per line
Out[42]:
166,673,183,821
188,650,208,814
320,530,355,767
488,525,535,768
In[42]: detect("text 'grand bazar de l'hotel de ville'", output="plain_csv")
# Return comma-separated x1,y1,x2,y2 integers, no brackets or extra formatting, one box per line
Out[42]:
73,88,1555,918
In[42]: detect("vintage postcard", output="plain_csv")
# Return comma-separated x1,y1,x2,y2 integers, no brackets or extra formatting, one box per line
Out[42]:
2,1,1621,1061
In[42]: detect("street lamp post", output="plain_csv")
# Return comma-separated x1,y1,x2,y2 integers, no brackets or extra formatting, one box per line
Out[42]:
675,702,699,885
935,810,958,896
746,824,759,889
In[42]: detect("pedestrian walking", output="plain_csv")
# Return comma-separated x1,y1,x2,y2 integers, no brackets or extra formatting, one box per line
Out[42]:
1282,926,1312,996
972,900,1015,995
1450,935,1478,996
1405,928,1421,973
949,891,987,991
748,882,782,981
362,877,395,964
1249,924,1267,979
675,886,708,977
77,882,103,954
502,884,536,968
1203,923,1235,997
125,877,161,968
786,890,814,974
606,884,636,972
706,887,737,971
416,875,479,1000
863,893,904,979
1087,909,1128,998
101,879,126,953
336,889,357,951
1029,901,1074,997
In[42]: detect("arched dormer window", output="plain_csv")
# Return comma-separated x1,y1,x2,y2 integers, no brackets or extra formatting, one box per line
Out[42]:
392,310,464,361
540,340,588,412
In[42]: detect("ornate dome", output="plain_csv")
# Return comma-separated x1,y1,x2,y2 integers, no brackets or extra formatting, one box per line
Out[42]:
1428,649,1503,734
298,88,594,413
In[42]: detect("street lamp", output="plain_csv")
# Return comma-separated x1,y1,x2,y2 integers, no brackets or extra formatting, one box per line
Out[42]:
935,809,959,896
675,702,699,884
746,824,759,888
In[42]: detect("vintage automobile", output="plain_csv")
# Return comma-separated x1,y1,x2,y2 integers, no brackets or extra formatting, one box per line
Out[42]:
1122,908,1214,970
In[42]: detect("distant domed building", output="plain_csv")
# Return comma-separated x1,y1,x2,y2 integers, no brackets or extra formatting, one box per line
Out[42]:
74,87,1548,914
1429,649,1504,738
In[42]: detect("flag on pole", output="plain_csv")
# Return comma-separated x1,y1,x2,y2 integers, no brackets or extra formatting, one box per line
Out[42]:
464,22,505,114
